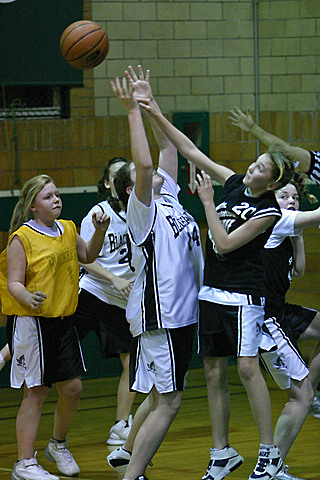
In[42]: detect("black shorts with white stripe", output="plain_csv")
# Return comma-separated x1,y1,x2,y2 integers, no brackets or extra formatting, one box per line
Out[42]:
72,288,132,358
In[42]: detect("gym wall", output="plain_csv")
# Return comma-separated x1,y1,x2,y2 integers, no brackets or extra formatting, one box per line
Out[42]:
0,0,320,385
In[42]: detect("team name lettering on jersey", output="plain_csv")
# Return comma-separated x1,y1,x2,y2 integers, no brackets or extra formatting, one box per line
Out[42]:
47,247,78,276
166,213,191,238
108,232,128,253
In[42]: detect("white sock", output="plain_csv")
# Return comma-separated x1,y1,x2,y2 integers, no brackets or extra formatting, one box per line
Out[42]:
211,445,229,451
0,353,4,363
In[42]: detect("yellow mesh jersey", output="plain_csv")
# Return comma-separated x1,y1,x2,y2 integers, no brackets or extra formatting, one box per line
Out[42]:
0,220,79,317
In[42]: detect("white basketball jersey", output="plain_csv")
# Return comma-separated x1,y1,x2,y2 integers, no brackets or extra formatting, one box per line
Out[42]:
126,170,204,337
264,208,301,249
79,200,135,309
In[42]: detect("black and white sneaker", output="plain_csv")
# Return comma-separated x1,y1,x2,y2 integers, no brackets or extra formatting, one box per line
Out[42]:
249,445,283,480
107,446,131,475
308,394,320,418
202,445,244,480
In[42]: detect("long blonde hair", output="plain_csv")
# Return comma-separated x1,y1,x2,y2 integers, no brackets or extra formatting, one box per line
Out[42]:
9,174,54,235
268,144,295,189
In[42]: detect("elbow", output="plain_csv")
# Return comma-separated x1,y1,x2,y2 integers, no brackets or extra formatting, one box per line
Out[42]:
293,268,305,279
211,235,232,255
216,242,238,254
215,244,229,255
7,282,14,296
139,164,154,175
144,164,154,173
78,253,91,265
82,255,95,265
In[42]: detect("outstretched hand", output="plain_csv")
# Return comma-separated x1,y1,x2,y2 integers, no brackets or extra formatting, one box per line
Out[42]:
229,107,254,132
92,211,110,233
125,65,160,117
110,76,138,112
125,65,153,103
195,170,215,206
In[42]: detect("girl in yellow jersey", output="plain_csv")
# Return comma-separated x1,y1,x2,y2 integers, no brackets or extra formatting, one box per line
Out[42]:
0,174,110,480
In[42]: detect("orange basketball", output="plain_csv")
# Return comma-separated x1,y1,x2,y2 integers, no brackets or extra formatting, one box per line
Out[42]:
60,20,109,69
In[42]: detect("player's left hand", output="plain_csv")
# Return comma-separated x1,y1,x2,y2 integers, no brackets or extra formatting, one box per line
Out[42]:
229,106,254,132
125,65,153,103
111,76,138,112
195,170,215,206
92,212,110,232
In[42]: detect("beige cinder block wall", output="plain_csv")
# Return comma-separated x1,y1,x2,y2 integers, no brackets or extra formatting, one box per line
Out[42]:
91,0,320,311
0,0,320,319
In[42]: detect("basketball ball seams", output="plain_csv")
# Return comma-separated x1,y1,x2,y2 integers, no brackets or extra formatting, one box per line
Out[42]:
68,35,108,68
60,21,95,45
60,20,109,69
60,27,103,53
64,32,106,60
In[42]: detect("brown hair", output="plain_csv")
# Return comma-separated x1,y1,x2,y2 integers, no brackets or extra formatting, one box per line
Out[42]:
113,162,134,211
290,171,318,204
97,157,129,213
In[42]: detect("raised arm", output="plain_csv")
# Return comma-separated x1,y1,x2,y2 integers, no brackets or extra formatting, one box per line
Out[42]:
139,95,234,186
195,170,277,254
229,107,312,172
76,211,110,264
293,206,320,230
126,65,178,183
111,76,153,206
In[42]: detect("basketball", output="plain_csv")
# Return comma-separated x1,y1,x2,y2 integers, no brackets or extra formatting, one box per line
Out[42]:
60,20,109,70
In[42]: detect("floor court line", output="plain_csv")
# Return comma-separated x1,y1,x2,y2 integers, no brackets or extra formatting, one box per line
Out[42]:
0,467,97,480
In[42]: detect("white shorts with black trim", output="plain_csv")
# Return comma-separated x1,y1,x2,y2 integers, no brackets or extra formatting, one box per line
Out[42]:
129,323,196,394
260,317,309,390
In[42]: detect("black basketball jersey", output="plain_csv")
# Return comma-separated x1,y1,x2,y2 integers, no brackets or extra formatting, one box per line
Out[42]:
262,209,300,318
203,174,281,296
308,151,320,185
262,237,293,318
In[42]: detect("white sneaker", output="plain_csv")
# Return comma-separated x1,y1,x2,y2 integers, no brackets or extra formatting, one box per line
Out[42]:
308,394,320,418
11,457,60,480
275,465,306,480
107,446,131,475
44,439,80,477
107,415,133,445
249,445,283,480
202,445,244,480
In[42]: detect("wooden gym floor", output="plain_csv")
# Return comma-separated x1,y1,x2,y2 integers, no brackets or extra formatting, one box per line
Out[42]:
0,364,319,480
